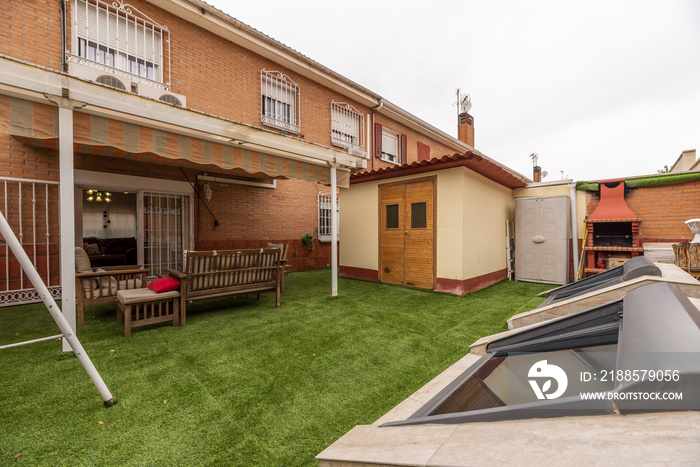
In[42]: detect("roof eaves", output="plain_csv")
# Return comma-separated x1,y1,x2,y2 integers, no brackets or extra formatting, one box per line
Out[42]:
351,152,528,189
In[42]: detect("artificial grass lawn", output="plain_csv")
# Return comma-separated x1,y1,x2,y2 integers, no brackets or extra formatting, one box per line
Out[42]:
0,270,551,466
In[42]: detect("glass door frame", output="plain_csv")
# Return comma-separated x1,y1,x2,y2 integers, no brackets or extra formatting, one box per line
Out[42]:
74,170,194,273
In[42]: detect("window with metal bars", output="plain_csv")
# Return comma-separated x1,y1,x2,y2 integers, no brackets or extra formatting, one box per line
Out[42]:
331,102,364,154
72,0,164,82
318,193,339,242
260,70,300,133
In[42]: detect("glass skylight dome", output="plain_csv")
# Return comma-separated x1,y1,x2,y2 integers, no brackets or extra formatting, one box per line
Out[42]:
385,282,700,426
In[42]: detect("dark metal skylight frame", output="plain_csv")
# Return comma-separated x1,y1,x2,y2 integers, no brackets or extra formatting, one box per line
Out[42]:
538,255,660,308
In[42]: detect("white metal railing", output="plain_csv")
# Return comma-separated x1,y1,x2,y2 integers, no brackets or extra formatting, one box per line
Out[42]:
331,102,365,156
68,0,170,90
0,177,62,306
318,193,339,242
261,69,300,133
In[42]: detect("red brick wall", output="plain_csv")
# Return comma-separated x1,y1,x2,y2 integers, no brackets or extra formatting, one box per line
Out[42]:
0,135,62,288
0,0,64,71
0,134,60,180
368,114,459,172
585,180,700,243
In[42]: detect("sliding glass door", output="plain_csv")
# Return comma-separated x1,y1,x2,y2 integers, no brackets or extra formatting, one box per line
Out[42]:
141,192,191,276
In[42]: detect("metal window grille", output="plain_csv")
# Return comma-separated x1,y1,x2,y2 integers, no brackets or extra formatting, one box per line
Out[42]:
70,0,170,89
0,177,62,307
331,102,365,156
143,192,189,277
260,70,301,133
318,193,339,242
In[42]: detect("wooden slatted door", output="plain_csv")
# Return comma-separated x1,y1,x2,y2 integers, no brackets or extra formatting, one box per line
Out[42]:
379,177,436,289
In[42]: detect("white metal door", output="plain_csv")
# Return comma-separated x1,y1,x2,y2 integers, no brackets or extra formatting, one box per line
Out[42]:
515,196,570,284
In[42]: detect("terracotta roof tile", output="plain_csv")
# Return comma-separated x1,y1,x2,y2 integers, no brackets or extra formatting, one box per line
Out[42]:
351,151,529,188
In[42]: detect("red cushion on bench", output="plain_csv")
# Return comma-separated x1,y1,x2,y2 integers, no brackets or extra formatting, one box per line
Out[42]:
147,277,181,293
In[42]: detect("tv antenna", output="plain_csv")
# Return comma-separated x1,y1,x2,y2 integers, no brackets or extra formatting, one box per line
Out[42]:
455,88,472,116
529,152,539,167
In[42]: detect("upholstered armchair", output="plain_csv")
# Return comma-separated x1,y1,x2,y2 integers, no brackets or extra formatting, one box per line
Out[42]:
74,247,147,325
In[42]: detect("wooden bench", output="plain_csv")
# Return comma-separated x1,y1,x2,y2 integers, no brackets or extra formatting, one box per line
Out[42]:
168,246,288,326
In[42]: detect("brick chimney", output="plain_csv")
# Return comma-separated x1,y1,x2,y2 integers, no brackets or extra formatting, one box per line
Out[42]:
458,112,475,147
533,166,542,183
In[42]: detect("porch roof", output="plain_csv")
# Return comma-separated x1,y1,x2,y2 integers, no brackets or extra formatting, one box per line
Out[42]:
0,57,357,188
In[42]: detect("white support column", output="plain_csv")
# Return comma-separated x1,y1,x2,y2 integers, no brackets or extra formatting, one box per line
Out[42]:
46,93,85,352
330,165,338,297
59,106,76,352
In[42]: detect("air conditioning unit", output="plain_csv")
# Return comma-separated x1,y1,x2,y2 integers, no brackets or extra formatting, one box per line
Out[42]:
136,83,187,108
346,147,367,158
68,60,131,92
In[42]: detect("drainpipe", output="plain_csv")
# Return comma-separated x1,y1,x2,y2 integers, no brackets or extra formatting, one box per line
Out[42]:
60,0,67,72
569,183,579,282
370,99,384,172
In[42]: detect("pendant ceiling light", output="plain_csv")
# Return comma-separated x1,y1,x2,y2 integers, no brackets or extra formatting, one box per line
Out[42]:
86,189,112,203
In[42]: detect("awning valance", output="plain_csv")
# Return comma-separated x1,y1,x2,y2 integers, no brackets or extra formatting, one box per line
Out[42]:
0,95,58,139
1,95,349,188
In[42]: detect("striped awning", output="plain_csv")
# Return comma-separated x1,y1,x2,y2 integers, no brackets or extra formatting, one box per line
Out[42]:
0,95,349,188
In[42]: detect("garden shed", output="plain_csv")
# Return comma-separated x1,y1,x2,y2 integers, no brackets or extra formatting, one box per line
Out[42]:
339,152,528,295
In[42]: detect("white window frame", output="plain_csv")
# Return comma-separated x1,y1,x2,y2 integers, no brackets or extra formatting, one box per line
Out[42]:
381,129,400,164
69,0,170,88
261,70,301,133
331,102,365,155
318,193,339,242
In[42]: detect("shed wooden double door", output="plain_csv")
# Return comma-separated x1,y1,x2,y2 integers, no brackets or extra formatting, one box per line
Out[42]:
379,177,436,289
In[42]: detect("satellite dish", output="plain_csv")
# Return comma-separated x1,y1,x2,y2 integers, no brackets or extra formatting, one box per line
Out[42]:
460,94,472,114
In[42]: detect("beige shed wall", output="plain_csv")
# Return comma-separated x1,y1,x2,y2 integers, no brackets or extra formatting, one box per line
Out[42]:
460,168,514,280
435,169,464,280
339,181,379,271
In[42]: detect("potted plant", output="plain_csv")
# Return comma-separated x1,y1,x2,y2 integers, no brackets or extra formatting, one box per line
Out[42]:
301,233,314,251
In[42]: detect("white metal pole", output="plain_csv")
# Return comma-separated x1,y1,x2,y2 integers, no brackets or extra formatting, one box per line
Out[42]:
0,210,117,406
330,165,338,297
569,183,579,283
59,106,77,351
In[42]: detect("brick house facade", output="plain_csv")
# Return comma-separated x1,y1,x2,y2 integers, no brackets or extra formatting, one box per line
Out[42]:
0,0,528,313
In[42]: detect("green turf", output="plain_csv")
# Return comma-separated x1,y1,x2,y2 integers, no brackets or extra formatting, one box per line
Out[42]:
0,270,551,465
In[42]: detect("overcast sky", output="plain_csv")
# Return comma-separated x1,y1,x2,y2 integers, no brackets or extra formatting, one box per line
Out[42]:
206,0,700,182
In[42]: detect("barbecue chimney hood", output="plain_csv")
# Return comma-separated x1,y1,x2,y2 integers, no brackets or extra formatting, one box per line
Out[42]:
588,180,639,221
